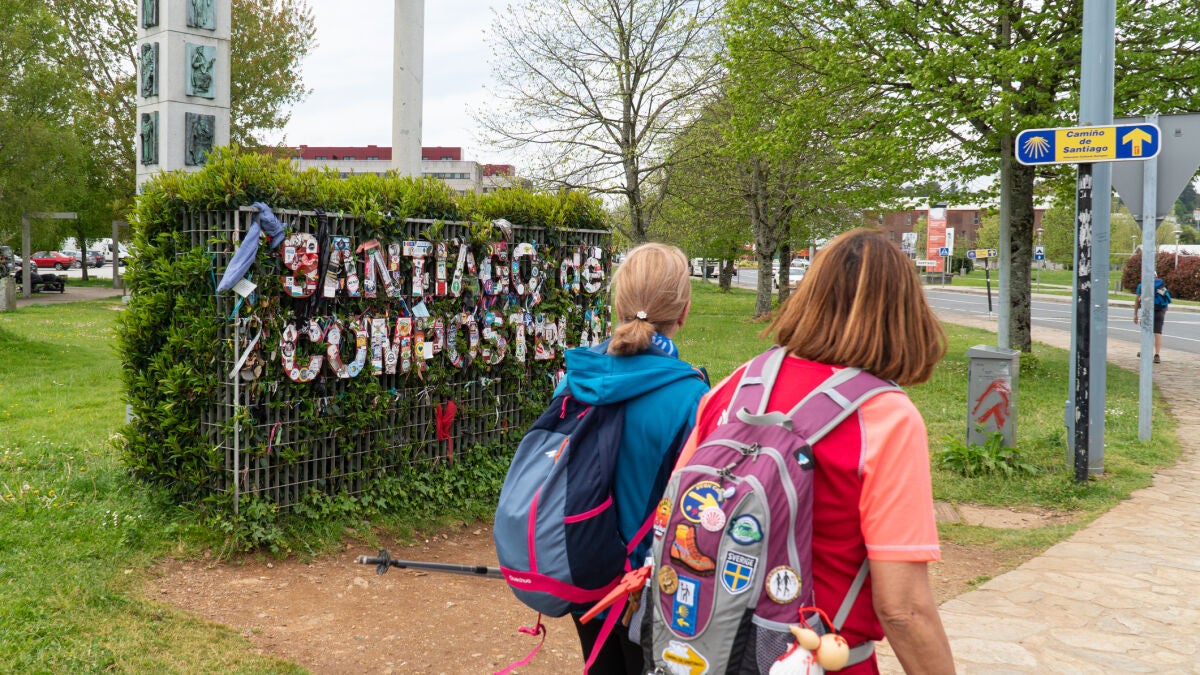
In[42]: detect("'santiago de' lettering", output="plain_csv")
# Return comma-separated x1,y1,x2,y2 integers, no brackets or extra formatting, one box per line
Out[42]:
273,237,608,383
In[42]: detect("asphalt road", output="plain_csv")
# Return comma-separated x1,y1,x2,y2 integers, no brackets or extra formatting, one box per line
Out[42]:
924,288,1200,356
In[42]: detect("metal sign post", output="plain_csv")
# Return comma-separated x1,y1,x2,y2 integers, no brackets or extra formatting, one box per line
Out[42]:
1112,113,1200,441
967,249,998,314
1073,166,1094,482
1137,124,1157,442
1034,243,1046,292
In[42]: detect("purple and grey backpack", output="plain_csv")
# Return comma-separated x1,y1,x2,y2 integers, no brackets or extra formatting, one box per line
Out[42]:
644,348,898,674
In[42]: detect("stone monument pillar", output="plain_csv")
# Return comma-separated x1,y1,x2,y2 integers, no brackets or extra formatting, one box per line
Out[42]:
392,0,424,177
136,0,232,189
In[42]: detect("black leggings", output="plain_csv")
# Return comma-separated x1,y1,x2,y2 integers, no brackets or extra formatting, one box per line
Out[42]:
571,613,644,674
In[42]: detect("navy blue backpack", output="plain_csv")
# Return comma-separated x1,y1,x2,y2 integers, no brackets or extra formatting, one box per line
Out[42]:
494,393,634,616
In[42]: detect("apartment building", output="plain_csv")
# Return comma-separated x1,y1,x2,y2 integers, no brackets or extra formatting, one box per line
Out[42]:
289,145,530,195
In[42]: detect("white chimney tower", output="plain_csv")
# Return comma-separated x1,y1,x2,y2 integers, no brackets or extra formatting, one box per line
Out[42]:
392,0,424,177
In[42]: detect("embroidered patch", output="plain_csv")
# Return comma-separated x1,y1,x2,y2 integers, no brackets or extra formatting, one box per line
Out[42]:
670,523,716,575
658,565,679,595
662,640,709,673
766,566,801,604
653,497,671,539
680,481,723,523
721,551,758,595
699,506,726,532
727,514,763,545
794,443,815,470
671,575,700,636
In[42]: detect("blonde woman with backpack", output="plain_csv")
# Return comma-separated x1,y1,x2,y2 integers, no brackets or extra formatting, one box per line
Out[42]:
560,242,710,673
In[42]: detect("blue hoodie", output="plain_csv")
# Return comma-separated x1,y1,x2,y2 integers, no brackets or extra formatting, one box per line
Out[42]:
557,340,710,565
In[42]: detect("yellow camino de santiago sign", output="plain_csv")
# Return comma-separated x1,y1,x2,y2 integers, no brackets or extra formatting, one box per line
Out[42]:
1016,123,1160,166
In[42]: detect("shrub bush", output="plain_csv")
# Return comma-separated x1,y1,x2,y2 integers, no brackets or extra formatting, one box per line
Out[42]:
937,432,1040,478
949,256,974,275
1120,250,1200,301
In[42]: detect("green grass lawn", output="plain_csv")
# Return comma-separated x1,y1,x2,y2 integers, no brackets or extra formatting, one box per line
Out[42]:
0,300,300,673
0,282,1182,669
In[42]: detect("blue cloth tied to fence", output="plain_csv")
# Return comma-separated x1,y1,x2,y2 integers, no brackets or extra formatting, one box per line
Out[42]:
216,202,287,293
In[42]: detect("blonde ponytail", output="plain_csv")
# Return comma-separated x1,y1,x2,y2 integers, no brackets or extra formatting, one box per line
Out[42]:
607,243,691,356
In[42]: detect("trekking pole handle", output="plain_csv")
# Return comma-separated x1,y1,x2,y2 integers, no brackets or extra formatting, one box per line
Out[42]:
355,549,397,575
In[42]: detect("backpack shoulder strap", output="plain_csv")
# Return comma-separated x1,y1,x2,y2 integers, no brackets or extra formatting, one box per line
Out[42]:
784,368,900,444
727,347,787,417
732,365,900,435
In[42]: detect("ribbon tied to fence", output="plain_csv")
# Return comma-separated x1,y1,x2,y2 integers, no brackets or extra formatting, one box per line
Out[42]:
435,400,458,463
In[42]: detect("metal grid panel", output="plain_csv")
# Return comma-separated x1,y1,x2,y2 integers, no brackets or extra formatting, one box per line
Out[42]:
180,209,610,509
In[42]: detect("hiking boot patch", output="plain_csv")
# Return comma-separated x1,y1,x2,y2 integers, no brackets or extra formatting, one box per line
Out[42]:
671,523,715,575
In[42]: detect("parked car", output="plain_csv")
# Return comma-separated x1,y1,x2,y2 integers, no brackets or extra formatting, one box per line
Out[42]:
64,250,105,268
690,258,718,277
773,262,808,288
31,250,77,270
104,244,129,266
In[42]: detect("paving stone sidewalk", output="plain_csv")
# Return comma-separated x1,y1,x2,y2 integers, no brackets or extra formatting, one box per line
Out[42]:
877,312,1200,673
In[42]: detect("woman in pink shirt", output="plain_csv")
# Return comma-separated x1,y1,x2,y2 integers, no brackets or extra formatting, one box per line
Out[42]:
679,229,955,673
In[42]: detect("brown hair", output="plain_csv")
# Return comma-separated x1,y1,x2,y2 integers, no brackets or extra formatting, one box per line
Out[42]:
608,242,691,356
765,228,946,385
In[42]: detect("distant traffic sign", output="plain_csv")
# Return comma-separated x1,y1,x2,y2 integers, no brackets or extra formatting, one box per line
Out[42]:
915,260,938,268
1016,123,1160,166
966,249,998,260
938,247,951,257
1034,245,1046,261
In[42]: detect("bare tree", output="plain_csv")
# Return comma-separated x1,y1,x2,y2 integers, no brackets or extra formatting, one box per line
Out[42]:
478,0,723,243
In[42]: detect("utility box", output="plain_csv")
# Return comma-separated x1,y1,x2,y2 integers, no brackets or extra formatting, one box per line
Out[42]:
0,277,15,312
966,345,1019,447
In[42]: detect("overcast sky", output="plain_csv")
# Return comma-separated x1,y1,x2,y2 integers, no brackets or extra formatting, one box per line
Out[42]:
271,1,512,163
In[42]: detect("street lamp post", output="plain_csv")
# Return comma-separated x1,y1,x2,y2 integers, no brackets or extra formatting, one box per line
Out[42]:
1175,229,1183,268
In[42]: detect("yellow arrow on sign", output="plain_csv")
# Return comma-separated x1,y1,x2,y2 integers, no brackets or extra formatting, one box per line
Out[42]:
1121,128,1153,157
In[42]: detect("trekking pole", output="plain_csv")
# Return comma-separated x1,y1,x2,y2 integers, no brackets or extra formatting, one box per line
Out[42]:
355,549,505,579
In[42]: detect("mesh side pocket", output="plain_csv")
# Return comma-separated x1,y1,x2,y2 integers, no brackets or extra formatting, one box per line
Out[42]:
754,625,793,673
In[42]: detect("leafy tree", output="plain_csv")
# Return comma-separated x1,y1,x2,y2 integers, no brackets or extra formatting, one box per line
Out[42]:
723,2,905,316
1039,203,1077,269
724,0,1200,351
230,0,316,147
651,95,750,291
1171,181,1197,229
478,0,724,244
0,0,315,256
976,213,999,251
0,0,85,247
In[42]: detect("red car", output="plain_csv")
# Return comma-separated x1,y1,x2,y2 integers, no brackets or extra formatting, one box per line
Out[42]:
31,250,77,270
